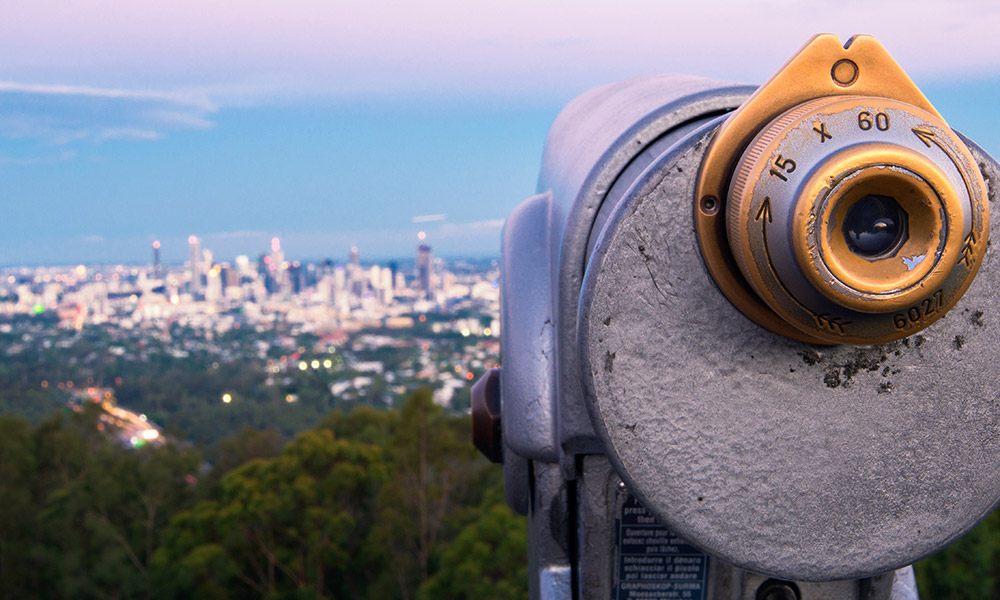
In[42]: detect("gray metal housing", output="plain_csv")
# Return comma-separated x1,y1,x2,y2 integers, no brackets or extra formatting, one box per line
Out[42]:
502,75,754,470
579,120,1000,581
499,72,1000,598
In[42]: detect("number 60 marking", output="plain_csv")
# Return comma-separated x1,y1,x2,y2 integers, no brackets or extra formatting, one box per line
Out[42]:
858,110,890,131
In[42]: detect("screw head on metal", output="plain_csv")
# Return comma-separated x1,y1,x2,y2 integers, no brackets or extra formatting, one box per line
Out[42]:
756,580,800,600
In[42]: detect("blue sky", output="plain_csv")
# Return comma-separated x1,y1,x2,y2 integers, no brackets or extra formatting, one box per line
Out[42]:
2,0,999,265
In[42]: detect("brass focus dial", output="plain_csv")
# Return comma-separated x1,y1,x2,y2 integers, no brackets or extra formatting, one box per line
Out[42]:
727,96,987,343
696,35,990,345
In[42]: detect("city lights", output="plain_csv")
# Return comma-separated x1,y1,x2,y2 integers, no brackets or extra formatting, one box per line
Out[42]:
2,236,501,418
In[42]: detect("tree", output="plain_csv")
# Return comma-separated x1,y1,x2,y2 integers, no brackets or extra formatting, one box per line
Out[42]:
916,510,1000,599
417,489,527,600
212,427,283,476
0,415,37,594
365,389,487,600
154,429,386,599
31,405,202,599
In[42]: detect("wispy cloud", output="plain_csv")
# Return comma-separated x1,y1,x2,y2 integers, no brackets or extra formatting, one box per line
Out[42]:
438,219,505,233
411,213,447,223
81,235,105,243
0,80,219,155
0,150,76,166
0,81,215,111
144,109,215,129
97,128,163,142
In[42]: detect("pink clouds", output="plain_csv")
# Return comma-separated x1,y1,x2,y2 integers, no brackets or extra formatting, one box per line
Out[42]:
0,0,997,102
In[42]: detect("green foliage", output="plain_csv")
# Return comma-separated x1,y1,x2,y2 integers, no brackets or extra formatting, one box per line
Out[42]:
0,406,203,599
418,490,528,600
211,427,284,476
916,509,1000,599
154,428,386,599
319,404,394,448
0,415,37,590
0,390,525,599
364,389,483,599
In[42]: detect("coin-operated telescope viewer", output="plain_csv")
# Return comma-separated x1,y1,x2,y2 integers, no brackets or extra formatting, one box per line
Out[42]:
471,34,1000,600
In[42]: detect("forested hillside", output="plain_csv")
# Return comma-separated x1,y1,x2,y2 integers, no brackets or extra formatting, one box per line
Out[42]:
0,390,526,599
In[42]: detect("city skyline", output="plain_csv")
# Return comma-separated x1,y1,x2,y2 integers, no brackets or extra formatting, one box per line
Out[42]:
0,230,496,268
2,2,1000,265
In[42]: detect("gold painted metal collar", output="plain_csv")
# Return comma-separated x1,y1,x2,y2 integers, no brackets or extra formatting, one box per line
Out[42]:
694,34,971,344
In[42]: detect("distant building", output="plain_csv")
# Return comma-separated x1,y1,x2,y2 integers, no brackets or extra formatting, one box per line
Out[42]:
188,235,202,295
152,240,162,279
388,261,399,289
348,247,363,297
235,255,252,279
205,267,222,302
380,267,394,304
417,244,433,299
271,237,287,293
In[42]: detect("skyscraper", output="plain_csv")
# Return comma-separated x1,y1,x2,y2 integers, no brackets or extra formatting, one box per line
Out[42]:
152,240,162,279
188,235,202,295
271,237,287,293
348,246,363,297
417,244,433,299
388,260,399,290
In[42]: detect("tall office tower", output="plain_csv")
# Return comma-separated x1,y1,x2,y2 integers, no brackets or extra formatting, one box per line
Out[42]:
417,244,433,299
317,275,333,303
235,255,251,279
348,246,363,297
388,261,399,289
220,264,238,289
288,262,303,294
258,252,276,295
271,237,287,293
205,267,222,302
333,266,347,297
380,267,394,304
320,258,334,278
332,265,349,312
188,235,202,295
152,240,162,279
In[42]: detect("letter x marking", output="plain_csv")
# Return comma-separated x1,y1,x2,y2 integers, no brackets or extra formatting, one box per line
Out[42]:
813,121,832,143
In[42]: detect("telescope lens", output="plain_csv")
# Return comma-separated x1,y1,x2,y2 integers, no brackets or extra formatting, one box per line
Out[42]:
842,194,906,258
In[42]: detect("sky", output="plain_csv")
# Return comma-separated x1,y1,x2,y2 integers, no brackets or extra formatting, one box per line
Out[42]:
2,0,1000,265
